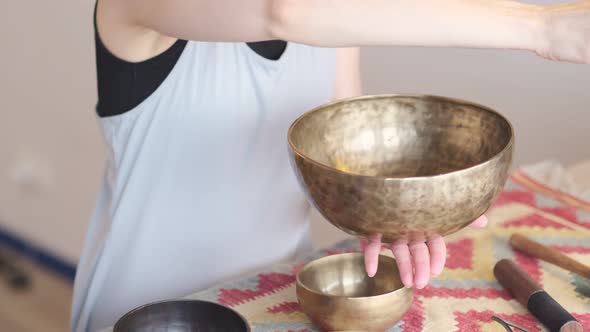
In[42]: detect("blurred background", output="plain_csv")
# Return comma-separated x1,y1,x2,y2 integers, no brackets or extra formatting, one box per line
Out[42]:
0,1,589,331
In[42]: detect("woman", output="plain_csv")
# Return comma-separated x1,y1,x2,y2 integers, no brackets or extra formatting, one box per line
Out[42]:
73,0,589,330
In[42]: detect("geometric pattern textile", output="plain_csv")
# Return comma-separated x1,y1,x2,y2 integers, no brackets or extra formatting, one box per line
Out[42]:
105,170,590,331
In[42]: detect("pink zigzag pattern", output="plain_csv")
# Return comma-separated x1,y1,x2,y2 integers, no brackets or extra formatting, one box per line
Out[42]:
446,238,474,269
416,286,512,299
401,297,424,332
268,301,301,314
503,213,573,230
541,206,590,230
494,190,537,207
494,189,590,229
218,273,295,307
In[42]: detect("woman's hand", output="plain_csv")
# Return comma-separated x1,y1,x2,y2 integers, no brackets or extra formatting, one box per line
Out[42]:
536,1,590,64
363,215,488,289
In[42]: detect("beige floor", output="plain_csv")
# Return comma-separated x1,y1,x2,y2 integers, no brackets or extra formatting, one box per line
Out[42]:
0,250,72,332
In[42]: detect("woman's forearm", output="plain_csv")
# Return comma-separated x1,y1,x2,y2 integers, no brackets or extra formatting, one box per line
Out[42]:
271,0,544,51
123,0,587,64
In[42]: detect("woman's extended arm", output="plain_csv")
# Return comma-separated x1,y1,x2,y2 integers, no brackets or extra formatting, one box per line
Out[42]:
108,0,589,63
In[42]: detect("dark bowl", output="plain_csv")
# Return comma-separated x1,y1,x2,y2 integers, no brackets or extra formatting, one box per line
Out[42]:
113,300,250,332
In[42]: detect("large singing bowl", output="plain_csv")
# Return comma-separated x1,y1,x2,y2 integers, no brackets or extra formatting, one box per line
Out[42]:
287,94,514,243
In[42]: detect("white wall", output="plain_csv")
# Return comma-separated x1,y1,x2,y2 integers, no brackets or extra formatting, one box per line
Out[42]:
361,46,590,168
1,1,589,264
0,1,103,263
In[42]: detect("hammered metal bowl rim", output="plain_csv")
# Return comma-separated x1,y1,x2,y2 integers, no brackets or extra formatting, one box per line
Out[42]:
287,94,514,181
113,299,251,332
296,252,412,300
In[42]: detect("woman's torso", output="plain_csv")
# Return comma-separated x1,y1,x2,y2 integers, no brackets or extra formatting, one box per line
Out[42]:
70,10,337,332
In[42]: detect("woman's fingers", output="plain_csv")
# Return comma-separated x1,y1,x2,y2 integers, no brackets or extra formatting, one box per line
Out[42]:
364,234,382,277
427,235,446,277
391,240,413,288
376,217,486,289
409,241,430,289
471,215,488,228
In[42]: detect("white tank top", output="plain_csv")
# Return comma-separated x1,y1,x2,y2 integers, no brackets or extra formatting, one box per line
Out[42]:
71,41,336,331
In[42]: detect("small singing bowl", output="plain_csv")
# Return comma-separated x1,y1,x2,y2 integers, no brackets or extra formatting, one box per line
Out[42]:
288,94,514,243
296,253,413,332
113,299,250,332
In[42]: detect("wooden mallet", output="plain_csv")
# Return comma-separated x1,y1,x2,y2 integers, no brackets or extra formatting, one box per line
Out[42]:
494,258,583,332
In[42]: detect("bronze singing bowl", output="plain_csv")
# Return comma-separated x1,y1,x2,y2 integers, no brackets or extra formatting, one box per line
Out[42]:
288,94,514,243
297,253,413,331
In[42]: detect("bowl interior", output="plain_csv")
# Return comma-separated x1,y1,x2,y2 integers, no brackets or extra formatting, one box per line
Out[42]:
114,300,249,331
298,253,403,297
289,95,512,177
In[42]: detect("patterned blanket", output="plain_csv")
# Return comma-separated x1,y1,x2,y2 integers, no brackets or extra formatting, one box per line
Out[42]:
107,170,590,331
